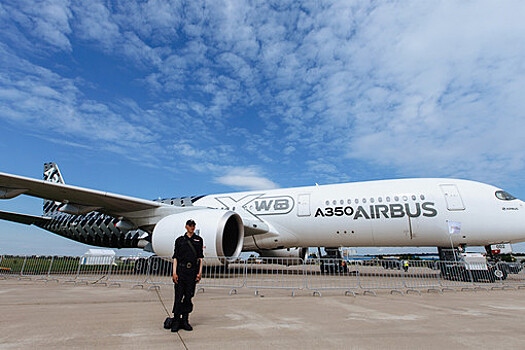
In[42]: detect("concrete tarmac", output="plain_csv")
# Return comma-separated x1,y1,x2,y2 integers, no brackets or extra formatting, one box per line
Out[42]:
1,279,525,349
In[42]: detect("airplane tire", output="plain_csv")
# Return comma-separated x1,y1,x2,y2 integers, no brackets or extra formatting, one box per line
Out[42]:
491,267,507,281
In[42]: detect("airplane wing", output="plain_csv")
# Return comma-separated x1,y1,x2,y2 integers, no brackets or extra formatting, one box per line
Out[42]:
0,169,266,245
0,171,162,214
0,210,52,226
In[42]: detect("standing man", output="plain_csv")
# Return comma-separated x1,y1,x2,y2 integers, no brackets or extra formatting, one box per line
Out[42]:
171,219,204,332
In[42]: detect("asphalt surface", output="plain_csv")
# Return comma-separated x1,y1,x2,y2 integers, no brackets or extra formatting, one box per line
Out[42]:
1,279,525,349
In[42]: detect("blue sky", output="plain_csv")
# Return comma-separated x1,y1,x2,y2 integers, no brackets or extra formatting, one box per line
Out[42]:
1,0,525,255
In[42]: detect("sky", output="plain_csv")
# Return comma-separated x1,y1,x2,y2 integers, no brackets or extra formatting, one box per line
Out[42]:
1,0,525,256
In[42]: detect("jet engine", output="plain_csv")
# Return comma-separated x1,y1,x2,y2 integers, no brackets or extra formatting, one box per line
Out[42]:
152,209,244,265
256,247,308,265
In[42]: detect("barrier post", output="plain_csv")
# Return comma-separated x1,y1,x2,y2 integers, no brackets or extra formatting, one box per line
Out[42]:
74,257,82,282
47,256,54,278
145,256,152,285
107,257,114,283
20,256,27,277
0,255,4,279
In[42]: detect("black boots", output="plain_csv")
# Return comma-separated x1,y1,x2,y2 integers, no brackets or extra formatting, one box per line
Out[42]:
170,314,181,332
180,314,193,331
169,314,192,332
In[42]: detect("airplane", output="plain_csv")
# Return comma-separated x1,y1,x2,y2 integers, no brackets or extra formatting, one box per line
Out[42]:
1,163,524,266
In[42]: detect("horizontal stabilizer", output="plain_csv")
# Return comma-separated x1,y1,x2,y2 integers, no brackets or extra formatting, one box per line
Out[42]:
0,210,51,226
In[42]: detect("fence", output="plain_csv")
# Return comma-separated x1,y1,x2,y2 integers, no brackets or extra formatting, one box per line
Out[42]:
305,259,360,296
244,257,305,296
2,255,525,295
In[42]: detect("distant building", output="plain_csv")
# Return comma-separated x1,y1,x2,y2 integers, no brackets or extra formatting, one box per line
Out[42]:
81,249,116,265
342,248,357,259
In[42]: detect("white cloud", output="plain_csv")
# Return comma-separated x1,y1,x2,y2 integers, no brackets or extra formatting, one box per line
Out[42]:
1,0,73,51
1,0,525,190
196,0,525,184
71,1,120,50
339,1,525,181
215,167,278,191
0,43,163,164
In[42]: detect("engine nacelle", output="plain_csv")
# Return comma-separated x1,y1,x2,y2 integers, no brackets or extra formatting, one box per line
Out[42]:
152,209,244,265
256,247,308,265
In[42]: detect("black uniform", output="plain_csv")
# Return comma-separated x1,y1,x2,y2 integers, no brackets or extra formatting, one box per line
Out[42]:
172,233,204,316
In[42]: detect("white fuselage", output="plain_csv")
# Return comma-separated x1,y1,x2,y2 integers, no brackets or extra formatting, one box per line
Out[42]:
194,178,525,250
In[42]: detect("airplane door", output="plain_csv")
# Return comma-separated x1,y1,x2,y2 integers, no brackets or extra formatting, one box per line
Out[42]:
440,184,465,211
297,194,311,217
408,216,419,240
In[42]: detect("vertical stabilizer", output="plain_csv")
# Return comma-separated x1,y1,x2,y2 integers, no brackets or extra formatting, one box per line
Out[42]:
43,162,65,216
43,162,65,184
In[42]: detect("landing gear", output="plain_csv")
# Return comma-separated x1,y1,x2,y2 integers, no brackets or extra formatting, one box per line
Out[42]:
437,247,462,261
484,245,509,281
484,245,495,260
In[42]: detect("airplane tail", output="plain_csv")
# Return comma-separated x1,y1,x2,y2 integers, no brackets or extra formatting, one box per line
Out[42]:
42,162,65,216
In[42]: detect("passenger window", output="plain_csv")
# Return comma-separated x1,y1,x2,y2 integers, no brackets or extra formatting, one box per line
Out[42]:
378,197,383,203
332,200,337,205
420,194,425,200
402,196,408,201
394,196,399,201
370,198,375,203
340,200,344,205
362,198,367,204
347,199,352,204
325,201,329,206
411,195,416,201
386,196,390,202
355,199,359,204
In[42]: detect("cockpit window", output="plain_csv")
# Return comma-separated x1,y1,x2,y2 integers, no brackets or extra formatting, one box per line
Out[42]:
495,191,516,201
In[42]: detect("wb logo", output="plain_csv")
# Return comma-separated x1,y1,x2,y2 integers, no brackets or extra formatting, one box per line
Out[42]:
248,196,294,216
214,194,294,217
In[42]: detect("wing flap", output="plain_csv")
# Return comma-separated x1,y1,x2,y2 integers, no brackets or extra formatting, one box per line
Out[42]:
0,172,161,214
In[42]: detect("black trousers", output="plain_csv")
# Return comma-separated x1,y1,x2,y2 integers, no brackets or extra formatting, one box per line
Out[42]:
172,268,197,316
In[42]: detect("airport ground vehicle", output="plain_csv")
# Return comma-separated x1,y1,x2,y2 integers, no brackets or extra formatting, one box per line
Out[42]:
501,262,523,274
319,248,348,274
498,261,523,274
320,259,348,274
439,253,507,282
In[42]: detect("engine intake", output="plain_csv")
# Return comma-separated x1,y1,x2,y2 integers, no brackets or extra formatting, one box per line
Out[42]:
152,209,244,265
